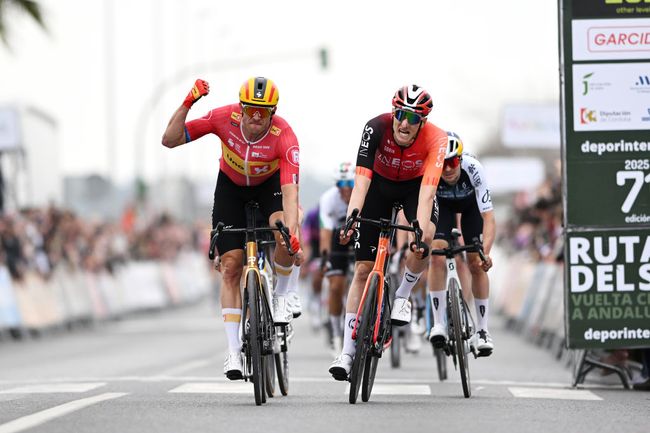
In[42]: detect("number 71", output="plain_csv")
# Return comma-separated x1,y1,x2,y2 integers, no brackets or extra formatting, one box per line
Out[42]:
616,170,650,213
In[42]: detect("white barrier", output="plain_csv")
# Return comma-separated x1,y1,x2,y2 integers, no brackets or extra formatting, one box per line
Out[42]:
0,252,213,335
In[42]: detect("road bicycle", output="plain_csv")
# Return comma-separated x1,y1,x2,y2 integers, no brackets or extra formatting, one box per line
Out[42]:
209,201,294,406
342,204,421,404
429,228,485,398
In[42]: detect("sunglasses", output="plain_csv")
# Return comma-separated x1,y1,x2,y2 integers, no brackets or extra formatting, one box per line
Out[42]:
444,156,461,169
336,180,354,188
394,109,423,125
241,104,273,119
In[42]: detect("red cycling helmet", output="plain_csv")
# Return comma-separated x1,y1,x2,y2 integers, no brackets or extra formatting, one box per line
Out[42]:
391,84,433,117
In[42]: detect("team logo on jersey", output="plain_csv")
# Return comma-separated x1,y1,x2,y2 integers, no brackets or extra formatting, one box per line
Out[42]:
286,146,299,167
270,125,282,136
482,190,491,204
231,112,242,122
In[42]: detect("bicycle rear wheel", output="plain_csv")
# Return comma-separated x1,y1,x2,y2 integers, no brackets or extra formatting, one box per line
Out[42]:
450,279,471,398
390,327,401,368
362,275,385,402
265,355,275,397
247,271,265,405
275,325,289,396
349,274,378,404
435,347,448,381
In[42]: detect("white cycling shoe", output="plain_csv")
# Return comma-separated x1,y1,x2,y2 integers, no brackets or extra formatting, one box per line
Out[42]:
391,298,412,326
224,352,243,380
273,295,293,325
329,353,353,381
471,329,494,357
428,323,448,349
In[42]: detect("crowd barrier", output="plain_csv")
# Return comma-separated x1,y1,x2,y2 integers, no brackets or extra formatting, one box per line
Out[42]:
0,251,214,338
490,247,566,358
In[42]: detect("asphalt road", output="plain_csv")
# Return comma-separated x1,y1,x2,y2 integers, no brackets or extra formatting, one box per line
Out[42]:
0,289,648,433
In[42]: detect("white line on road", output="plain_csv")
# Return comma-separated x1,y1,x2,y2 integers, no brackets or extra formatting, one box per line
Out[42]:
343,384,431,395
169,383,252,394
0,383,106,394
0,392,128,433
509,387,603,400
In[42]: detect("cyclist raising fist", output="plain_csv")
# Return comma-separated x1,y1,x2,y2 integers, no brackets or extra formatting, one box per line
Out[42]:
162,77,301,380
329,84,448,379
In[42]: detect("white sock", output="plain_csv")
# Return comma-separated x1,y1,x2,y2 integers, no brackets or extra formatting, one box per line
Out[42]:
342,313,357,357
222,308,242,353
430,291,447,327
395,266,423,299
474,298,489,332
330,314,343,337
274,262,293,295
288,264,300,294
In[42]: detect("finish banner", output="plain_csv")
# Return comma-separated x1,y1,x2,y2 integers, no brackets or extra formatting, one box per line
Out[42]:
567,230,650,348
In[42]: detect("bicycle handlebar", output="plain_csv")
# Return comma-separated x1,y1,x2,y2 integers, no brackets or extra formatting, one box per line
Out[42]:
208,219,293,260
430,237,486,261
342,208,421,236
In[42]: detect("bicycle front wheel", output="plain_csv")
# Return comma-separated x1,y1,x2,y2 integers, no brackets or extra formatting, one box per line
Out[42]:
275,325,289,396
450,279,471,398
349,274,378,404
435,347,448,381
247,271,265,405
363,275,387,402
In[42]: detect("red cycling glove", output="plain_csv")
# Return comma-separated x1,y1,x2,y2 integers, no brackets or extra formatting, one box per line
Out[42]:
289,234,301,254
182,79,210,109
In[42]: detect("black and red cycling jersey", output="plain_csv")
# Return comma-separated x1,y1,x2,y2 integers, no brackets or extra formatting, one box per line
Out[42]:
355,113,447,186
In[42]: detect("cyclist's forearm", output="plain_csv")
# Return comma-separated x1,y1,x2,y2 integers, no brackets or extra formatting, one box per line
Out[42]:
347,174,371,216
162,105,190,148
416,184,436,239
481,210,496,254
281,183,300,235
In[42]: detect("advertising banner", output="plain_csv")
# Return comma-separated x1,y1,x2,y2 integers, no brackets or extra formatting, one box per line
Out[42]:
561,0,650,349
566,230,650,348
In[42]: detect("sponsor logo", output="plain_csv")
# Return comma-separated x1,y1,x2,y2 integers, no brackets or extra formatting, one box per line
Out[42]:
252,165,271,175
482,190,492,204
405,273,418,283
468,164,476,174
370,246,377,254
479,305,486,318
632,75,650,93
347,317,356,329
273,191,282,197
270,125,281,136
433,298,439,310
286,146,299,167
384,145,395,154
230,112,242,122
591,28,650,51
359,125,373,158
580,108,598,124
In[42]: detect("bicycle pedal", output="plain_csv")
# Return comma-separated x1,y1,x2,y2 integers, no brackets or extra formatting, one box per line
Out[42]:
477,349,493,358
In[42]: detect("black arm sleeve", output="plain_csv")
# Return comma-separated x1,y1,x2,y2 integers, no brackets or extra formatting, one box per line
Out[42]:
355,115,385,171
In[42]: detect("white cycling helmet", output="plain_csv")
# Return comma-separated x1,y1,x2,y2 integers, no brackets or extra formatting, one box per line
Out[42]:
445,131,464,160
333,161,354,183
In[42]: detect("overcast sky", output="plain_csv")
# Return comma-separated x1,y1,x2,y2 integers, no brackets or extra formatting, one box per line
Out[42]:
0,0,559,186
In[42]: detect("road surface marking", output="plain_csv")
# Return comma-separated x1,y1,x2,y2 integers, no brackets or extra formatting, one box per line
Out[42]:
344,384,431,395
0,393,127,433
169,382,252,394
0,383,106,394
508,387,602,400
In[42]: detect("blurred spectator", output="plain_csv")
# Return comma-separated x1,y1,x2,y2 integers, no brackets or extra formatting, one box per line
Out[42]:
0,205,201,280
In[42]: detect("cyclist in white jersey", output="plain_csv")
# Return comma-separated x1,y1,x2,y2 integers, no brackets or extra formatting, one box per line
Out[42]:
427,132,496,356
319,162,355,355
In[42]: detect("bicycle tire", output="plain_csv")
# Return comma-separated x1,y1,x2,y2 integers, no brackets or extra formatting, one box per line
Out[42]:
450,279,471,398
435,347,448,381
390,326,401,368
349,274,378,404
247,271,265,405
275,326,289,396
363,275,386,402
265,354,275,397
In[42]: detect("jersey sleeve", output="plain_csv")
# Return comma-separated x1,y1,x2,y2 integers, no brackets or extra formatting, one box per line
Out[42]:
319,188,338,230
421,127,447,187
184,105,231,142
464,156,494,213
355,116,383,179
278,126,300,186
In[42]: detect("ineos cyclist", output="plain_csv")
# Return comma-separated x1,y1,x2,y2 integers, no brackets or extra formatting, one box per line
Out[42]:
329,84,448,379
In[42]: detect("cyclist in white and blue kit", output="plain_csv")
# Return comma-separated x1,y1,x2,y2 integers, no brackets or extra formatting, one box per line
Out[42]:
427,132,496,356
